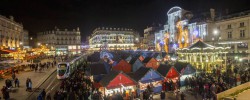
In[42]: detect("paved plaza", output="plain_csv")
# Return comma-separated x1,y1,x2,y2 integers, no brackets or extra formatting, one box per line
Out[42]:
0,59,56,100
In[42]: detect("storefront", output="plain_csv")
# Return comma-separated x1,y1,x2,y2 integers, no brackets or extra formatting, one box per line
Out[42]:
130,67,164,93
99,71,136,97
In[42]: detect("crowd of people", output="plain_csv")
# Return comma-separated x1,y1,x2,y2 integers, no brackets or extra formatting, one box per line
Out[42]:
45,63,105,100
179,65,250,100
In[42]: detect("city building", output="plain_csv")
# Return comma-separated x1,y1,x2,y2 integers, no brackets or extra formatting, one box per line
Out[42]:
37,27,81,55
204,10,250,56
0,15,24,50
143,26,162,50
21,30,29,48
88,27,140,50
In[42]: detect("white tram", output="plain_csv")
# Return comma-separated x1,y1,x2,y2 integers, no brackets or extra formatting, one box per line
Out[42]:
57,55,85,79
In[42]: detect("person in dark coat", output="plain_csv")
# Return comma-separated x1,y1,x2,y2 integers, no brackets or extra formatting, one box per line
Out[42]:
41,89,46,99
160,90,165,100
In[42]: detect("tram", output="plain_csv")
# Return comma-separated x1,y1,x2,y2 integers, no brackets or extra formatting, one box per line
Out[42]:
57,55,86,79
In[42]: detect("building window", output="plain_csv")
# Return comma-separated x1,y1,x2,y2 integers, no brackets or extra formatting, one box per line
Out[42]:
227,24,232,29
228,32,232,39
240,30,245,38
240,22,245,27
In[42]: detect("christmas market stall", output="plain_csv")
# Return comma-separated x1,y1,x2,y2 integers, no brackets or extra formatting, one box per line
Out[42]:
157,64,180,82
129,57,144,72
99,71,136,98
174,62,196,86
112,59,132,73
142,57,159,70
129,67,164,93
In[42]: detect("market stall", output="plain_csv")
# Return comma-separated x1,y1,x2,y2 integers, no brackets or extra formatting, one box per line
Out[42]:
142,57,159,70
112,59,132,73
129,67,164,93
174,62,196,86
99,71,136,98
157,64,180,82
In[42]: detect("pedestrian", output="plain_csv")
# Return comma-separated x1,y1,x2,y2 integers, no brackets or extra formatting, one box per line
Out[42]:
37,94,43,100
14,78,19,88
160,90,165,100
28,78,32,91
1,86,10,100
41,89,46,99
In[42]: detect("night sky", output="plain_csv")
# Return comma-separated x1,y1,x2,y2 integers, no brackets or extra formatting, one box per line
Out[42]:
1,0,250,41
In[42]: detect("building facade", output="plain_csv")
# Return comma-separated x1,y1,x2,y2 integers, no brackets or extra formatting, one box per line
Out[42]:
21,30,29,48
155,6,208,53
0,15,24,49
143,26,161,50
89,27,140,50
204,10,250,55
37,27,81,55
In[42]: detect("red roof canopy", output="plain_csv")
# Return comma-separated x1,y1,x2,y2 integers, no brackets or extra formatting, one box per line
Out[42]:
106,73,136,89
113,59,132,73
166,67,180,79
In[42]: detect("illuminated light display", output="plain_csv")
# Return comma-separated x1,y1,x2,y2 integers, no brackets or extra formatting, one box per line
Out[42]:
155,6,208,53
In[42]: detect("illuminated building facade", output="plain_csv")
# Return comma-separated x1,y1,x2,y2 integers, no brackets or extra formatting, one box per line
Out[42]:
37,27,81,55
143,26,162,50
204,10,250,55
155,6,208,53
89,27,140,50
0,15,24,49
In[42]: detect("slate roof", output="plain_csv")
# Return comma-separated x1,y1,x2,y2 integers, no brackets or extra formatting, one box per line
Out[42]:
188,40,214,49
174,62,189,73
129,56,140,65
142,57,152,63
99,71,120,87
90,63,108,75
129,67,151,81
157,64,172,76
87,52,100,62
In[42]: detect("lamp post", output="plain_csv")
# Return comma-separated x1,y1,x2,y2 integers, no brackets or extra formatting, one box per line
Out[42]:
213,29,218,46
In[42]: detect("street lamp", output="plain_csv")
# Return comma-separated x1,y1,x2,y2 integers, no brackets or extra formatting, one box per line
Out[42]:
38,43,41,46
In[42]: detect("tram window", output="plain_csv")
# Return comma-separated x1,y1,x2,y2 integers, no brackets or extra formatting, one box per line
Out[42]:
59,64,67,68
58,70,66,76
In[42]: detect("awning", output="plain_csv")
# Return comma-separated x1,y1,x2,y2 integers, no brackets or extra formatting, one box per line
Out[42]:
140,77,164,83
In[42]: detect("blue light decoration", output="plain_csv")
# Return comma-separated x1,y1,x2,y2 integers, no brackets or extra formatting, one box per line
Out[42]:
159,40,165,47
173,44,177,49
100,50,113,59
193,30,199,37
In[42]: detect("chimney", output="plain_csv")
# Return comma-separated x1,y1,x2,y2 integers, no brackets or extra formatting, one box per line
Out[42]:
9,16,14,21
210,8,215,21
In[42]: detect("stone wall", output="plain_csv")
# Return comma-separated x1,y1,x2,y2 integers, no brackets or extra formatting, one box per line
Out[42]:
217,82,250,100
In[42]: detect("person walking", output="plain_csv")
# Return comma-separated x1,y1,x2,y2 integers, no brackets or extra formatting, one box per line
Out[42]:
28,78,32,91
14,78,19,88
41,89,46,99
160,90,165,100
